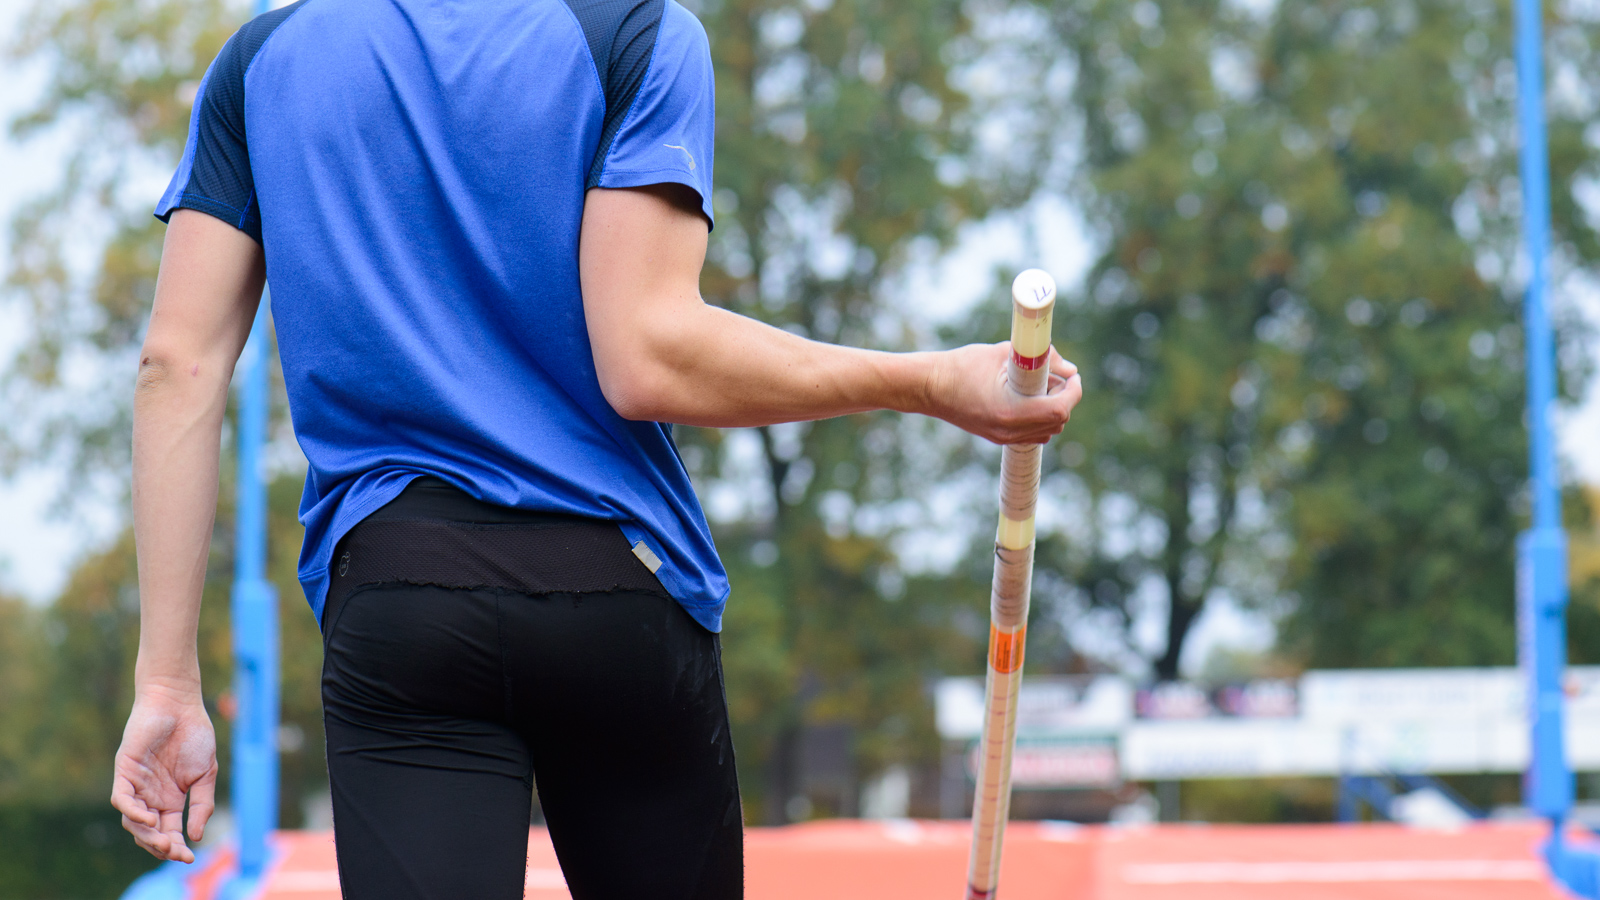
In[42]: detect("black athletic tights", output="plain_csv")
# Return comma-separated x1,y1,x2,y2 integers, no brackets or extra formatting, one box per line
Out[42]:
320,478,743,899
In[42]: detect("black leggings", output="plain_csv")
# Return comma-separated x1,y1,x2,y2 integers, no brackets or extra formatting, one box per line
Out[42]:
320,479,743,899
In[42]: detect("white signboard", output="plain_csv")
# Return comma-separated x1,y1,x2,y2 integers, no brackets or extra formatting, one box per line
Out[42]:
936,676,1132,740
1299,668,1523,725
967,738,1120,788
937,667,1600,781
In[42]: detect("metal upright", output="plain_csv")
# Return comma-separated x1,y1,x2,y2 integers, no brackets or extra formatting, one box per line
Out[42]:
216,10,282,900
219,294,279,899
1514,0,1598,894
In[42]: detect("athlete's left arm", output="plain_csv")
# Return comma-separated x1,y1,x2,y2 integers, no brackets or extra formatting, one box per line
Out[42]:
111,209,264,863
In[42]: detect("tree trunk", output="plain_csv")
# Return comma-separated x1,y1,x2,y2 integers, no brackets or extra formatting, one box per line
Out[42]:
1153,466,1195,681
1154,589,1203,681
757,425,803,824
763,719,801,825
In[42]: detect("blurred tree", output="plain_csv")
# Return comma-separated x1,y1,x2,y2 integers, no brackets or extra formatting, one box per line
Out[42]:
1001,0,1298,680
1004,0,1597,678
5,0,1015,828
1260,0,1598,668
684,0,1016,820
0,473,323,825
0,593,43,798
4,0,236,484
1569,485,1600,664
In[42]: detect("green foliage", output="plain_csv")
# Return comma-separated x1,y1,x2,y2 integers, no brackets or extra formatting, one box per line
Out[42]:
1003,0,1599,677
1261,0,1598,668
682,0,1005,820
1176,777,1334,824
7,0,1600,849
1569,486,1600,664
3,0,235,479
6,0,1006,831
0,804,159,900
0,471,325,818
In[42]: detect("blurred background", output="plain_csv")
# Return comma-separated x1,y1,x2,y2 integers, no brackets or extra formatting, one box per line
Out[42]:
3,0,1600,896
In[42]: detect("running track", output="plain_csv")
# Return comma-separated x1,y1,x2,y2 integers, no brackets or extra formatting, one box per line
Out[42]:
178,819,1582,899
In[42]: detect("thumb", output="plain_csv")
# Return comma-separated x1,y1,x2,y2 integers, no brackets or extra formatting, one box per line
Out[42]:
187,764,218,843
1047,346,1077,379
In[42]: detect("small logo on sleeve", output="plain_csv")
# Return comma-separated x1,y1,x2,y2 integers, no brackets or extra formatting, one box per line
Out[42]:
664,144,697,170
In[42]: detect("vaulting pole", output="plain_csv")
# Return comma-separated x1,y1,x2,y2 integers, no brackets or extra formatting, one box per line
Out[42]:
965,269,1055,900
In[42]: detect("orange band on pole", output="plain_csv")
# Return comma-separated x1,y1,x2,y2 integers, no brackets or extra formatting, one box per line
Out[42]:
989,625,1026,674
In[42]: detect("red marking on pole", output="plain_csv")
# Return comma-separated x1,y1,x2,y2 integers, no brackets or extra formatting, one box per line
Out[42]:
989,624,1026,674
965,886,993,900
1012,349,1047,370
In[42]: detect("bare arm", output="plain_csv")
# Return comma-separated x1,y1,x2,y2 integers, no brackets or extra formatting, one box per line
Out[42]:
112,209,264,863
580,185,1082,444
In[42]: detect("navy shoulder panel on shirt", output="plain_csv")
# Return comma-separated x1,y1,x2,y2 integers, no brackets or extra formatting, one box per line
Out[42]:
563,0,667,188
159,0,309,242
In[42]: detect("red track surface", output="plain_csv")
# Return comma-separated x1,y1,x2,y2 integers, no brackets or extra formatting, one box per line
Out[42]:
183,819,1571,899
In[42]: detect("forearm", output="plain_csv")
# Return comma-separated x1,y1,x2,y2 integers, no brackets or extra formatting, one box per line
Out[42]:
580,185,1080,441
131,354,232,694
605,301,935,427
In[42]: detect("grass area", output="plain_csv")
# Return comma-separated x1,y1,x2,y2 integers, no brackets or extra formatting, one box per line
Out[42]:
0,804,158,900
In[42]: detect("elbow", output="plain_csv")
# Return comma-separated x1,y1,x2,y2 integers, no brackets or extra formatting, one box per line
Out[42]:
134,344,229,399
591,311,702,422
135,351,177,395
598,362,672,422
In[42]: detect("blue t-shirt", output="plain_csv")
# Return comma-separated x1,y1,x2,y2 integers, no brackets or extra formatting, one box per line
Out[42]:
155,0,730,630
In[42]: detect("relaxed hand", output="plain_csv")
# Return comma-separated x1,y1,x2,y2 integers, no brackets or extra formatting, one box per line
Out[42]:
111,686,218,863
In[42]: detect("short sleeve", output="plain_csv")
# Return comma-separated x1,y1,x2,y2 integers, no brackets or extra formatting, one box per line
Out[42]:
154,1,307,243
593,2,715,224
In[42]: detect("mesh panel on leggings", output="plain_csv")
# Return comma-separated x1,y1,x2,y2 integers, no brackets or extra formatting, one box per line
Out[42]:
334,518,664,599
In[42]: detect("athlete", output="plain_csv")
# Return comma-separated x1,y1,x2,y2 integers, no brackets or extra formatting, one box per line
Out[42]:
109,0,1083,896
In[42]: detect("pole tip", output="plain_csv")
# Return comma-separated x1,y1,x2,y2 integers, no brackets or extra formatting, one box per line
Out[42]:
1011,268,1056,311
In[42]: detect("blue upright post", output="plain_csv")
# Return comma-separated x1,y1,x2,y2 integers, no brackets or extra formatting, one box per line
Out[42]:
219,297,279,896
1515,0,1598,894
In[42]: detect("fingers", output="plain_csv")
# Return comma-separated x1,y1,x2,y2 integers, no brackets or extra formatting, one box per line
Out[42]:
122,809,194,863
1047,346,1077,378
187,766,217,843
122,813,193,862
941,341,1084,444
111,775,160,829
1056,371,1084,414
1004,369,1082,445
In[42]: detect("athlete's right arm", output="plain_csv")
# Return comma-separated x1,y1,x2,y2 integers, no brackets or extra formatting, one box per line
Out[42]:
111,209,264,863
579,185,1084,444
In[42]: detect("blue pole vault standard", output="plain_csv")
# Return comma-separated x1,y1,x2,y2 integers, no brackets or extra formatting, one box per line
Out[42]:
1514,0,1598,894
219,295,279,900
217,12,280,900
221,0,283,861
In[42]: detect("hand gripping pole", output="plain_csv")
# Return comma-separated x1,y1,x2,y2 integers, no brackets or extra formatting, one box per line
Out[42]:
965,269,1056,900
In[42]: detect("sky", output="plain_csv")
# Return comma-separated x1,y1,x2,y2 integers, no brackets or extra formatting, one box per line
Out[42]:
0,0,1595,676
